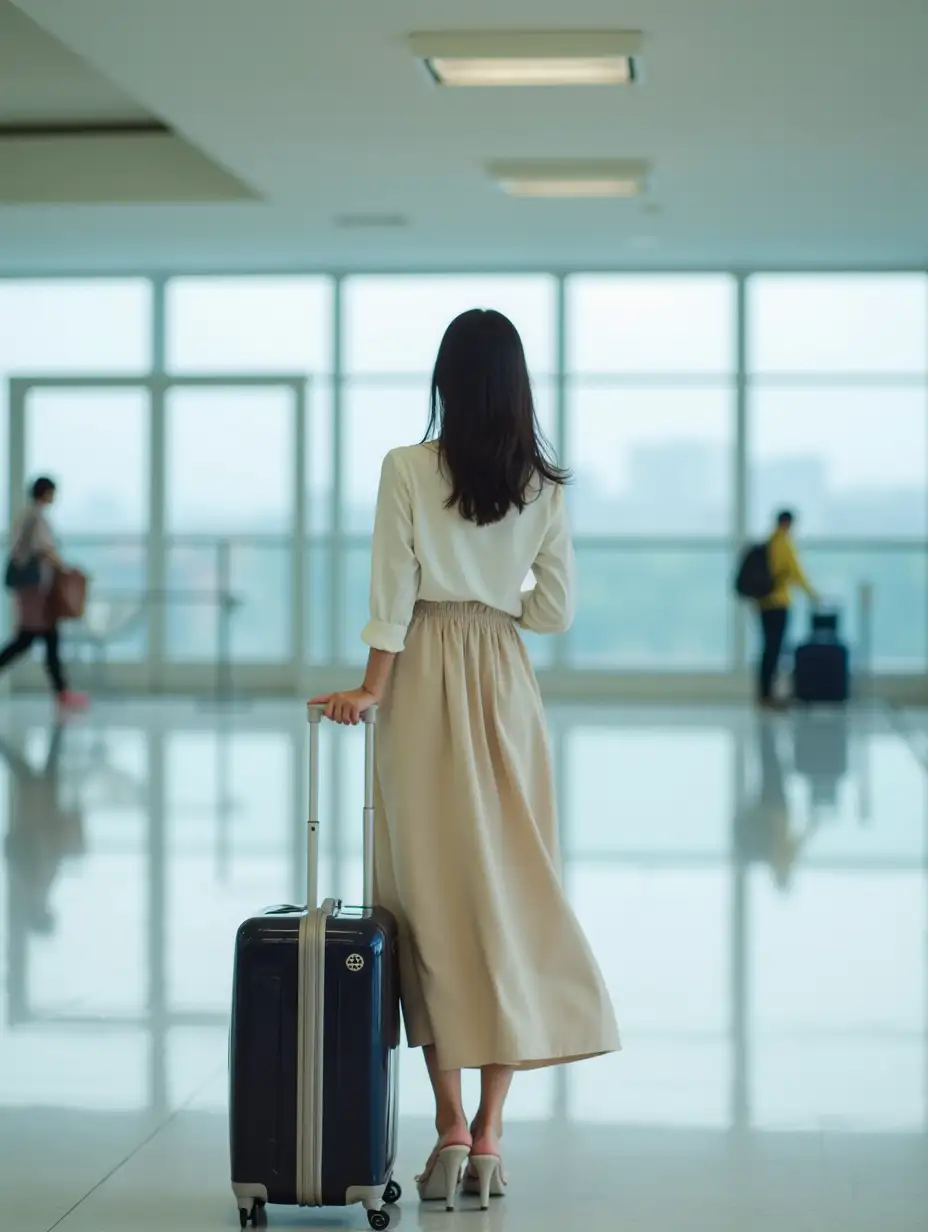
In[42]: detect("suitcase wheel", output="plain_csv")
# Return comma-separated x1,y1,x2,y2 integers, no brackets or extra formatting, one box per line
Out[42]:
383,1180,402,1205
368,1212,390,1232
238,1201,266,1228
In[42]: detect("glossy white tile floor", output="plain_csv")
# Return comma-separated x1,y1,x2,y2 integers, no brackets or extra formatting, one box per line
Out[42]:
1,698,926,1231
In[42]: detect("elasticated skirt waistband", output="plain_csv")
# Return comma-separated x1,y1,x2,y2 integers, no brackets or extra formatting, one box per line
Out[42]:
411,600,516,629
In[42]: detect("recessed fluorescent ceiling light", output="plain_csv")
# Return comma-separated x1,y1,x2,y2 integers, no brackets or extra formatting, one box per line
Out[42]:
489,161,649,199
428,56,632,87
409,30,642,87
502,178,639,198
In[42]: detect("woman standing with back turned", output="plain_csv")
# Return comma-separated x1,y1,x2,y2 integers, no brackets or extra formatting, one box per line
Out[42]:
312,310,620,1210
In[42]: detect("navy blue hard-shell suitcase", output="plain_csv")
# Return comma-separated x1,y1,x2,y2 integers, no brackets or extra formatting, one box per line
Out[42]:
793,609,850,704
230,706,401,1230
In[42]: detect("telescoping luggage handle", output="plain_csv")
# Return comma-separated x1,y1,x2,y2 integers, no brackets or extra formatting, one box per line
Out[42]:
810,601,841,641
305,703,376,912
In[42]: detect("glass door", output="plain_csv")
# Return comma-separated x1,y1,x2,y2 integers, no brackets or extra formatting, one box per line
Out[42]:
10,379,152,663
8,375,307,692
164,382,302,669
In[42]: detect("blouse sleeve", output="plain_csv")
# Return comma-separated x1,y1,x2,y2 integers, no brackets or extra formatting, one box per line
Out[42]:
361,450,421,653
518,484,575,635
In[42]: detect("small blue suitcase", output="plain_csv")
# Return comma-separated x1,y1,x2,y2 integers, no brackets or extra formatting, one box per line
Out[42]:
793,610,850,704
229,707,400,1230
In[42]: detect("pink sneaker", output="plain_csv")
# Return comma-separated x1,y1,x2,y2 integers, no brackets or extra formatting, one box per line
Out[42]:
58,690,90,713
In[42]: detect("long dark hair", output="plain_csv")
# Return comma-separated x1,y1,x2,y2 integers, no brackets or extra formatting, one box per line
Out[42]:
424,308,569,526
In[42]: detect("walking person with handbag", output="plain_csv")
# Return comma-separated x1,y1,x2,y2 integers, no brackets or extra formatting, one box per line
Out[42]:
1,476,88,713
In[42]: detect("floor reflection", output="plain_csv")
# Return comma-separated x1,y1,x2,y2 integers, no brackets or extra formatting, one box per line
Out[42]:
0,701,925,1141
736,713,853,891
2,725,73,948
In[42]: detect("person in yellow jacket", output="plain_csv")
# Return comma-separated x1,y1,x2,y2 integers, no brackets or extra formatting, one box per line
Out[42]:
758,510,819,709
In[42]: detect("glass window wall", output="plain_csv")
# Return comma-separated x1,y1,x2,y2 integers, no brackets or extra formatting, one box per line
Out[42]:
0,270,924,680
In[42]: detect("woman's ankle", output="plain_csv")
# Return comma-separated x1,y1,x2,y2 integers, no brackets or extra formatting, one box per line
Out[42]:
470,1130,501,1158
435,1113,471,1147
469,1115,502,1155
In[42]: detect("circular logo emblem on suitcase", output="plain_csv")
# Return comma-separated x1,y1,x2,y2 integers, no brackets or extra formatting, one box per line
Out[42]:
346,953,365,973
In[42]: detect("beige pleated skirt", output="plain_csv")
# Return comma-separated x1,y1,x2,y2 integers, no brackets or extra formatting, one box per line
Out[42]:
373,601,621,1072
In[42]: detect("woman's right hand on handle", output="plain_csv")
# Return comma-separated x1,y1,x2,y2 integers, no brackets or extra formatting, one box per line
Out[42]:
309,688,378,726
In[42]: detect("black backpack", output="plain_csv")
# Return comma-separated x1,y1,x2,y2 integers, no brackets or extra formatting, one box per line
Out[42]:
734,542,774,600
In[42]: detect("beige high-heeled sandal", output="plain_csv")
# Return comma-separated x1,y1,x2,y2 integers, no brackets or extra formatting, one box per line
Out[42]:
416,1143,471,1211
463,1155,508,1210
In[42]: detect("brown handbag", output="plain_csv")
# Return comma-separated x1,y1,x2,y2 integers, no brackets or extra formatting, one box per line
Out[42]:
47,568,88,622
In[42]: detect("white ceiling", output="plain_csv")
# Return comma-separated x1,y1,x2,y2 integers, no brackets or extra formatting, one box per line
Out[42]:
3,0,928,271
0,0,147,124
0,2,255,206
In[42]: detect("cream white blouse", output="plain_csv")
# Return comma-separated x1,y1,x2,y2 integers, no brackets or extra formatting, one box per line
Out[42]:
362,443,575,653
